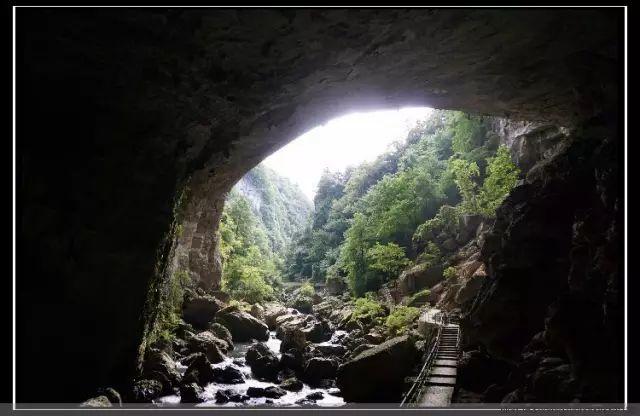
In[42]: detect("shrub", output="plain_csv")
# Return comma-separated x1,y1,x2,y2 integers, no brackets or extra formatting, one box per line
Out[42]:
385,306,421,336
350,295,386,324
408,289,431,306
443,266,457,279
298,281,315,298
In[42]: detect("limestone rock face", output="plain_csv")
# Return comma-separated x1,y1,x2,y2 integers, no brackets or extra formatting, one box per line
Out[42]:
17,7,620,402
336,335,419,402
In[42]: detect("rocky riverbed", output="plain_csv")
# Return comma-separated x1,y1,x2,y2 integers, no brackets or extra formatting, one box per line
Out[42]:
84,289,432,407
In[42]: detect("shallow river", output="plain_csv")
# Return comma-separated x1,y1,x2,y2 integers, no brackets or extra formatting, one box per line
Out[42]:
155,331,346,407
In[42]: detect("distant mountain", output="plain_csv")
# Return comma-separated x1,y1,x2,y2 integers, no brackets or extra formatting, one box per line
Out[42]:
232,163,313,255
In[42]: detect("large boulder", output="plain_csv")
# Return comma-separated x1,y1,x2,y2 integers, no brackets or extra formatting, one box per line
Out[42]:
280,327,307,352
280,348,305,372
250,303,265,321
214,306,269,342
208,323,234,350
263,303,290,330
183,353,216,386
245,342,280,381
280,377,304,392
336,335,419,402
457,350,511,393
212,365,245,384
398,264,444,295
246,386,287,399
179,383,204,403
141,350,181,392
302,357,338,386
130,379,163,403
187,331,227,362
276,313,331,344
182,292,225,329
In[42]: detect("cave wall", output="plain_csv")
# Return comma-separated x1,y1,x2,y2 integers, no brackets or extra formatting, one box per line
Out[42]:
461,114,622,402
16,8,621,402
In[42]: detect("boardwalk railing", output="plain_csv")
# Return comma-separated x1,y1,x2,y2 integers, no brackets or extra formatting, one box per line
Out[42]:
400,313,444,407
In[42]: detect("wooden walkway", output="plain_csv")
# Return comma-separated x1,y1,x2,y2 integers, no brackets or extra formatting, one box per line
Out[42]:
401,312,461,407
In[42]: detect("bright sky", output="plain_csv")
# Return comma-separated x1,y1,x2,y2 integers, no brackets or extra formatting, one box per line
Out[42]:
263,107,434,201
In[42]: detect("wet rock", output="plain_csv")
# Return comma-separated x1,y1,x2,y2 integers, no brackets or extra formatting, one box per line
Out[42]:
214,306,269,342
182,292,225,329
302,357,338,386
276,314,331,344
306,391,324,401
215,389,249,403
280,377,304,392
280,348,305,372
130,379,163,403
80,396,112,407
142,350,181,390
209,322,234,350
212,365,245,384
183,353,216,386
280,327,307,352
246,386,287,399
179,383,204,403
336,335,419,402
328,388,342,397
246,342,280,381
187,331,227,362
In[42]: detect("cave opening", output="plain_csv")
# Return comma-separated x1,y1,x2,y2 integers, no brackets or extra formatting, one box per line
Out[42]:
15,7,624,409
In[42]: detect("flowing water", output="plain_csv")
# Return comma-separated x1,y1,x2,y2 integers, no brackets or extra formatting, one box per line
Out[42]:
155,331,346,407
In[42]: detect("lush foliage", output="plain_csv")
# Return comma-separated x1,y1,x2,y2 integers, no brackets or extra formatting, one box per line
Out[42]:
349,295,387,324
385,306,421,336
281,110,519,298
298,281,316,298
443,266,457,279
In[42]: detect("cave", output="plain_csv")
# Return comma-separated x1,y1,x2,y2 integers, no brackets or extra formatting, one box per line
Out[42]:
15,7,623,406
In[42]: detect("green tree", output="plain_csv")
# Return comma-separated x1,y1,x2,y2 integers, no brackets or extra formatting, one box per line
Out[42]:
478,145,520,216
366,242,411,281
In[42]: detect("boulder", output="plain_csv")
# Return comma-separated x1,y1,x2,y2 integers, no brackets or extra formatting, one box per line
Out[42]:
246,386,287,399
315,343,346,357
291,296,313,314
326,277,348,295
276,314,331,344
97,387,122,406
398,264,444,294
280,348,305,372
214,306,269,342
142,350,181,389
363,331,385,345
264,303,290,329
187,331,227,362
80,396,112,407
280,377,304,392
183,353,216,386
212,365,245,384
302,357,338,386
281,327,307,353
182,293,225,329
130,379,163,403
208,323,234,350
179,383,204,403
250,303,265,321
305,391,324,401
336,335,419,402
246,342,280,381
215,389,249,404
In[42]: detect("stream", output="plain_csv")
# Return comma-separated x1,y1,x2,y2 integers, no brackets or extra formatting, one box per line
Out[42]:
155,331,346,407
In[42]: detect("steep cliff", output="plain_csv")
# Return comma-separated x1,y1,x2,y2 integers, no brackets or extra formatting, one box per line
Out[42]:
232,164,312,256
